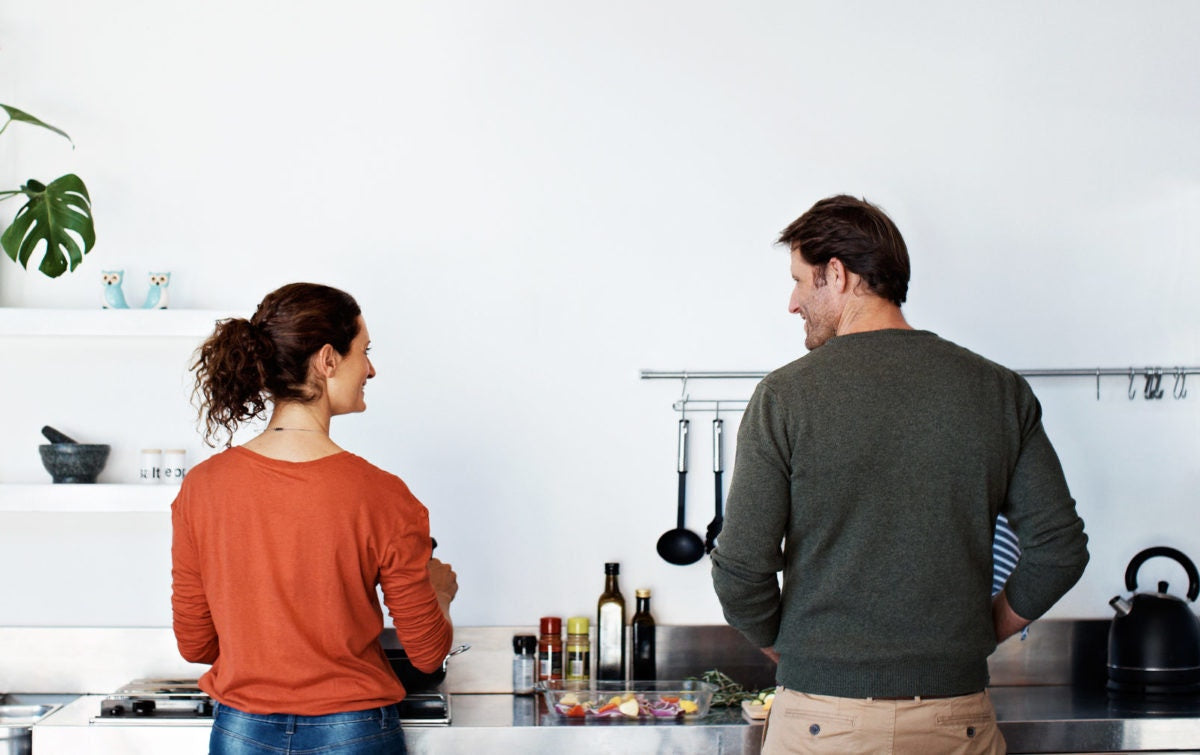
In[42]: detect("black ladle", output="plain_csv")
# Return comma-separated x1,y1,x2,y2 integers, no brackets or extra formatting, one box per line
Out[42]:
704,418,724,553
657,419,705,565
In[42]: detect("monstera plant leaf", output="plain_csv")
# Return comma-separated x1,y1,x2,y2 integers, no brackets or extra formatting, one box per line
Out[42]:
1,103,97,278
1,174,95,277
0,104,74,144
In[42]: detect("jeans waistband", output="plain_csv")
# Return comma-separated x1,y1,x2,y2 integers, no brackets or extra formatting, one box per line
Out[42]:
214,701,401,725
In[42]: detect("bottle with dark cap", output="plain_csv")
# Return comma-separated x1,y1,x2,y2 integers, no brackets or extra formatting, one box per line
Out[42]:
512,634,537,694
631,589,656,681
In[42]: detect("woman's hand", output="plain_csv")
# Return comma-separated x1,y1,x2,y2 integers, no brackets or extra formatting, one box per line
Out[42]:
427,558,458,614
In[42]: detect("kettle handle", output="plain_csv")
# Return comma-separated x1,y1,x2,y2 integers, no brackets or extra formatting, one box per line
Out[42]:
1124,546,1200,601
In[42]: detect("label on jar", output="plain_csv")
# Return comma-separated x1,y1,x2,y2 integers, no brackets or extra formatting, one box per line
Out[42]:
513,655,535,694
538,648,562,681
566,649,589,681
596,602,624,680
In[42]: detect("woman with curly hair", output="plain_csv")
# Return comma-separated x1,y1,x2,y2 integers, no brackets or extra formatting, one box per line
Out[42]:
172,282,456,754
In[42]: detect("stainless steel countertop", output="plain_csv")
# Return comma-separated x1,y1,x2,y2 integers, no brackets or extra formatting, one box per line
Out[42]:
993,685,1200,753
397,688,1200,755
32,687,1200,754
404,693,764,755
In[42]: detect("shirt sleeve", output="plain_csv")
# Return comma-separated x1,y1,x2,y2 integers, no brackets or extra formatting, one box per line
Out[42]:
710,380,790,648
171,486,219,664
1001,392,1089,620
378,498,453,674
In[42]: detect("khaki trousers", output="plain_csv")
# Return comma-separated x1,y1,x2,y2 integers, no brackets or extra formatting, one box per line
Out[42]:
761,688,1006,755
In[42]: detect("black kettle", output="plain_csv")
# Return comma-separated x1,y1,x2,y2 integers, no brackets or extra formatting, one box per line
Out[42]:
1107,546,1200,695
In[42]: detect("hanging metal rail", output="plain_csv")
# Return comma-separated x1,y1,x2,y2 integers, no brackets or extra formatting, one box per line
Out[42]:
641,366,1199,412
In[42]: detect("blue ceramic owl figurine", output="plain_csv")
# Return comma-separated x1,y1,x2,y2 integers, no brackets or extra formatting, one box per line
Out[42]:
101,270,129,309
142,272,171,309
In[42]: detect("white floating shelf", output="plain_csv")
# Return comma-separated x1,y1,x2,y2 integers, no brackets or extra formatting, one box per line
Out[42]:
0,483,178,512
0,308,232,338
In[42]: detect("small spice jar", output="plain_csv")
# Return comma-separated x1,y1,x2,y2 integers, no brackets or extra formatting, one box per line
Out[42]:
537,616,563,683
565,616,591,683
512,634,537,694
162,449,188,483
138,449,162,484
542,614,564,681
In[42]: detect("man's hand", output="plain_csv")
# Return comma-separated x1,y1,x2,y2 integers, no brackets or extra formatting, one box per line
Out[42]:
993,589,1031,642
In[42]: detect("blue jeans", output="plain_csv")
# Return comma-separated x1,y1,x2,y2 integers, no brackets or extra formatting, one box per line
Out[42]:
210,702,407,754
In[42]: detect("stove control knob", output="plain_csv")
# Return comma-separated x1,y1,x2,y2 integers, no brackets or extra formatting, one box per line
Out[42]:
132,700,157,716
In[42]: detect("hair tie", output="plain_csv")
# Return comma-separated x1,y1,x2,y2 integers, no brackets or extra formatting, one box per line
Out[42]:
243,317,273,356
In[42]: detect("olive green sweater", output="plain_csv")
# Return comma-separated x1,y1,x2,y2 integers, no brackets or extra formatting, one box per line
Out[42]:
711,329,1088,698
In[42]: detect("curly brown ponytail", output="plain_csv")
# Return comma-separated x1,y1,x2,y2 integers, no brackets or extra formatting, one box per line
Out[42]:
192,283,362,446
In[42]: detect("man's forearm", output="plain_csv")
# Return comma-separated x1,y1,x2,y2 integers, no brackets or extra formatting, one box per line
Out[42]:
711,552,783,648
993,589,1031,643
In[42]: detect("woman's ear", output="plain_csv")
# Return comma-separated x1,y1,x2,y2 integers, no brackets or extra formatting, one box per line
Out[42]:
311,343,341,379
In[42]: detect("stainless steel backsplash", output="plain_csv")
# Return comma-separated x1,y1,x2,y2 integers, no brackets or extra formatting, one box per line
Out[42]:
1,619,1110,694
427,619,1113,694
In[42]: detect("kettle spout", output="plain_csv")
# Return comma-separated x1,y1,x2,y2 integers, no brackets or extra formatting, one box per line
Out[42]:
1109,595,1132,616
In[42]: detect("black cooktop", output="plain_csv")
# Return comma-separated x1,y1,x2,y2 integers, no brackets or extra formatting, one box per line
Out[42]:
97,678,451,725
100,679,213,718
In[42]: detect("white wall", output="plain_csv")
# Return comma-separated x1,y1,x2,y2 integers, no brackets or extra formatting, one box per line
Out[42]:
2,1,1198,628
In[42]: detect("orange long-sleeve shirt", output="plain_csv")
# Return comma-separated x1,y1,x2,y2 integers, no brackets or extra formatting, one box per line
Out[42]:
171,447,452,715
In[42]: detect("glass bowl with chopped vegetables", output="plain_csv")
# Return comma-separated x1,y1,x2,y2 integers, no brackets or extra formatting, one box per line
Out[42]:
537,680,716,721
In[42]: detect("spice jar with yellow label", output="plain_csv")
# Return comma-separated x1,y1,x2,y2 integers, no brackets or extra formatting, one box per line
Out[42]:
565,616,591,683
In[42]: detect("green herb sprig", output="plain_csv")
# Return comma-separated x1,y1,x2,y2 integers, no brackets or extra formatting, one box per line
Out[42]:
688,669,774,707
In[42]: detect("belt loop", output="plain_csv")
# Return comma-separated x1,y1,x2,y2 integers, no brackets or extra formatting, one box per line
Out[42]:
286,714,297,736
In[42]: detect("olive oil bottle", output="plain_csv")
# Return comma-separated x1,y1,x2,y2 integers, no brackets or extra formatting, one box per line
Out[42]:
596,562,626,682
630,588,656,681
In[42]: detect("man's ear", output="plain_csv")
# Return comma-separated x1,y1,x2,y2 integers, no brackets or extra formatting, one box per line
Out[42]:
827,257,850,293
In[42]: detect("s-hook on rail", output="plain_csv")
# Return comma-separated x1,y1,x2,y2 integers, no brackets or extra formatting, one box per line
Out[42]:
641,366,1200,413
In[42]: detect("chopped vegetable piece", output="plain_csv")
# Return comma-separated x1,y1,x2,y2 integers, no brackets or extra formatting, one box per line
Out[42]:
597,703,618,714
679,700,698,714
618,699,640,717
566,704,587,718
660,695,680,703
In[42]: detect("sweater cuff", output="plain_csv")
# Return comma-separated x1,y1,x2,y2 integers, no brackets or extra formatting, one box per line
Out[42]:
1005,559,1088,621
711,553,782,648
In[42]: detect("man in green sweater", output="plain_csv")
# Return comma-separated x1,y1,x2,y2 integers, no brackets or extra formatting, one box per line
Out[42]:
711,195,1088,754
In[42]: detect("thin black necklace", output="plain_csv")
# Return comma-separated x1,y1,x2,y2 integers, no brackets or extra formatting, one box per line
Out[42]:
269,427,324,433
